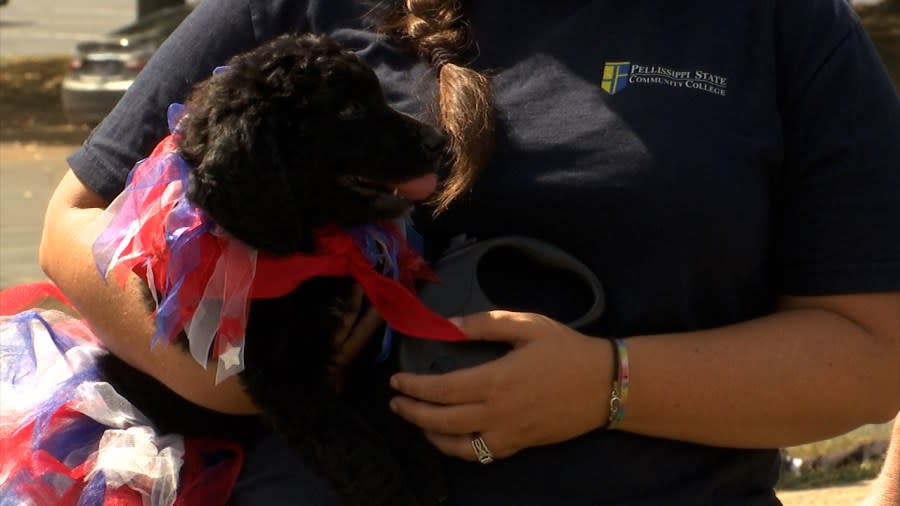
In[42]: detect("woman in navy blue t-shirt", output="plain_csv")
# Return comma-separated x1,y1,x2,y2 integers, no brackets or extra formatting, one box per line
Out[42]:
39,0,900,504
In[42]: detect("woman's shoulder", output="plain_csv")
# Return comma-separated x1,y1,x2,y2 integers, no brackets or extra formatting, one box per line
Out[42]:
248,0,379,38
772,0,861,42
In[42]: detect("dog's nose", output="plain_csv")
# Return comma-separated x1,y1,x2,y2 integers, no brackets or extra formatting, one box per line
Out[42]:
422,128,447,155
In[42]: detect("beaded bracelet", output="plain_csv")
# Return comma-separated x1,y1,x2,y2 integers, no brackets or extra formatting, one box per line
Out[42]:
606,338,630,430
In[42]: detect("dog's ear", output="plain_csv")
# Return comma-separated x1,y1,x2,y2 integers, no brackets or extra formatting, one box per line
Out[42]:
187,140,313,255
183,116,312,254
178,59,319,254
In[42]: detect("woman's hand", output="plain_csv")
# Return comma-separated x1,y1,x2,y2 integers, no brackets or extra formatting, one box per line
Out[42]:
328,284,383,392
388,310,613,462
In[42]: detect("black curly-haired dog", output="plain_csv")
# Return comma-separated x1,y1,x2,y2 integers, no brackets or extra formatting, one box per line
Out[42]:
96,33,449,506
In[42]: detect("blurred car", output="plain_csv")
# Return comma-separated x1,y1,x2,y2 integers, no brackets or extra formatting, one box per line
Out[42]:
61,4,193,125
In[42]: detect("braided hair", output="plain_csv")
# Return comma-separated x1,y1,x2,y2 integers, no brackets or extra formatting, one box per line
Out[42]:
370,0,495,213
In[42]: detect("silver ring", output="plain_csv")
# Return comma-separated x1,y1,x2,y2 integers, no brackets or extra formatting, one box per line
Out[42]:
471,435,495,464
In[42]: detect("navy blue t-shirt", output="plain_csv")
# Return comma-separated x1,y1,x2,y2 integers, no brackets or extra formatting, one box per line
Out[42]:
68,0,900,504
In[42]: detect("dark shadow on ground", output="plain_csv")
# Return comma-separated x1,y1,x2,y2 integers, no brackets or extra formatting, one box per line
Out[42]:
0,20,36,28
0,56,91,146
857,0,900,90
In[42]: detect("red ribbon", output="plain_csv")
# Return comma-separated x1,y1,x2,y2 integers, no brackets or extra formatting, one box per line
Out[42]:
0,282,73,316
124,216,467,343
170,224,466,343
251,225,465,341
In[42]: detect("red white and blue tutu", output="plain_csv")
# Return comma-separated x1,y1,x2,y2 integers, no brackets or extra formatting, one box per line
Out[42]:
0,285,243,506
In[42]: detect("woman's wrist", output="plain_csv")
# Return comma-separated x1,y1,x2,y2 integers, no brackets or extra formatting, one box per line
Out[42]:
605,338,631,430
580,334,618,432
557,331,618,435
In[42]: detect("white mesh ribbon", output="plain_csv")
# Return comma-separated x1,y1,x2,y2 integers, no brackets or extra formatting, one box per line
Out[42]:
0,311,103,430
89,426,185,506
71,381,151,430
73,383,185,506
186,231,257,384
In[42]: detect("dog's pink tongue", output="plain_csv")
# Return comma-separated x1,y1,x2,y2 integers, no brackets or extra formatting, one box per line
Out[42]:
393,173,439,201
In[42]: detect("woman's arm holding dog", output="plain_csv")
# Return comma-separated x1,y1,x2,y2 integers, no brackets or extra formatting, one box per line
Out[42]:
862,415,900,506
40,170,259,414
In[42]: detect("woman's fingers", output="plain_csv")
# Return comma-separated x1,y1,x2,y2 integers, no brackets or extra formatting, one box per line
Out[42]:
332,284,365,349
335,306,382,364
331,285,383,366
389,396,485,435
423,432,515,462
391,364,495,405
451,310,555,346
328,285,383,391
390,311,558,404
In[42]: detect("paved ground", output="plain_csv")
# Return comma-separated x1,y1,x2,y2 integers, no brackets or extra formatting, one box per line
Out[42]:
0,0,133,57
779,481,873,505
0,142,72,287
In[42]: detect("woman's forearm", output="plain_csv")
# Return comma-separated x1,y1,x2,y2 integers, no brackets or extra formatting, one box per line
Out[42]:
621,294,900,448
862,416,900,506
39,170,258,414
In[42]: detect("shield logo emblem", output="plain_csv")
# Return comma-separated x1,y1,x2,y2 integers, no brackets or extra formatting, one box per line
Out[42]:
601,62,631,95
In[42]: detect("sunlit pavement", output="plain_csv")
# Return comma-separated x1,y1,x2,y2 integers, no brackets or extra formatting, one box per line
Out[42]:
0,142,74,288
0,0,133,57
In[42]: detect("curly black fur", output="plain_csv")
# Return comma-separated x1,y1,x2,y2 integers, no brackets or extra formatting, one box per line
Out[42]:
96,33,449,506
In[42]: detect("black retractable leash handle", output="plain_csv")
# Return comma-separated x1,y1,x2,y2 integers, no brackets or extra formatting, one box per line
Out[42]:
397,236,605,374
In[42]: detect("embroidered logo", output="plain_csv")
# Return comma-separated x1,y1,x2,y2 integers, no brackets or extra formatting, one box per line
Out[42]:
600,61,728,97
600,61,632,95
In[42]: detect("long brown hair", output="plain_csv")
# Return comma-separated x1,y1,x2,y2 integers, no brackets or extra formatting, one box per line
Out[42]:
369,0,495,213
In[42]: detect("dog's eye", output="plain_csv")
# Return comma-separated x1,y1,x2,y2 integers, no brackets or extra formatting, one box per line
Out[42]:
338,102,365,120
